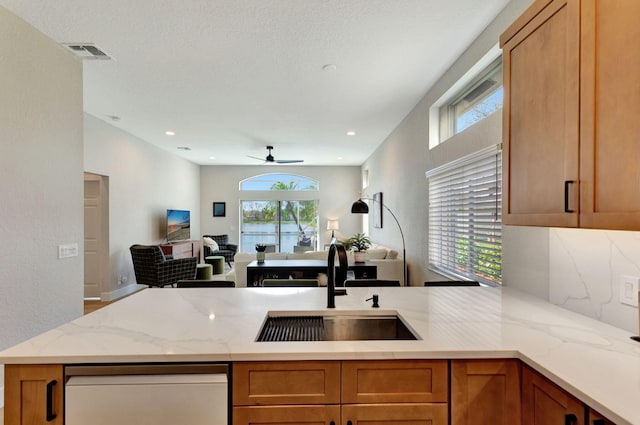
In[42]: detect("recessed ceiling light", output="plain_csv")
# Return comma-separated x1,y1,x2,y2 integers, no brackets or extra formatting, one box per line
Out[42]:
209,156,215,160
347,131,356,136
322,64,337,72
337,157,343,160
165,131,175,136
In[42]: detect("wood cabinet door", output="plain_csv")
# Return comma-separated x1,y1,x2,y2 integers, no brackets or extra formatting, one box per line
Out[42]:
579,0,640,229
4,364,64,425
341,403,447,425
500,0,580,227
589,408,616,425
522,366,585,425
233,405,340,425
233,361,341,406
341,360,448,404
451,359,521,425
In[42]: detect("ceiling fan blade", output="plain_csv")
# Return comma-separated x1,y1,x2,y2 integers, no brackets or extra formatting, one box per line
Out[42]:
247,155,266,162
275,159,304,164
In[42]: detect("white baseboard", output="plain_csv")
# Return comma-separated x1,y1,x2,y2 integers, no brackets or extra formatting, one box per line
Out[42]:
101,283,146,302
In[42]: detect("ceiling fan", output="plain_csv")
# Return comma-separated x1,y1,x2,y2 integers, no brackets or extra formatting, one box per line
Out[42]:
248,145,304,164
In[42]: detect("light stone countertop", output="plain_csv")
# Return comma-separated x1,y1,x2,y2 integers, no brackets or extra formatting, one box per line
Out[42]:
1,287,639,424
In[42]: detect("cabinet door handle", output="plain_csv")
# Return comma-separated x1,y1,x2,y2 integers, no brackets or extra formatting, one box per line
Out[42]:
564,180,575,213
46,379,57,421
565,413,578,425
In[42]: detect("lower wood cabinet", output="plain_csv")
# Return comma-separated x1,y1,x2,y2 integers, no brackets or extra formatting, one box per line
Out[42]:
4,364,64,425
232,360,448,425
4,359,618,425
341,360,448,404
233,405,340,425
232,361,340,406
451,359,521,425
522,365,585,425
342,403,448,425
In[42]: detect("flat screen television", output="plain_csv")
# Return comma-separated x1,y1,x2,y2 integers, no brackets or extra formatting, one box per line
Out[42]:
166,209,190,242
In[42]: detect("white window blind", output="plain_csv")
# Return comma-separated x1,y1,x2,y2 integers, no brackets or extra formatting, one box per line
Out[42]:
426,145,502,285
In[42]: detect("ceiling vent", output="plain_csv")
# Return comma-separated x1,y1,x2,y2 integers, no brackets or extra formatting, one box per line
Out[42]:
62,43,111,60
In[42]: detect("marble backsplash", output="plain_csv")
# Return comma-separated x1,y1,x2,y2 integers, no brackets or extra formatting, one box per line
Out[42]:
549,228,640,333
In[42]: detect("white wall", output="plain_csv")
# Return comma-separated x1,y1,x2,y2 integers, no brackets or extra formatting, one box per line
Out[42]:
362,0,534,286
362,0,640,333
200,166,361,251
0,6,85,405
84,114,201,299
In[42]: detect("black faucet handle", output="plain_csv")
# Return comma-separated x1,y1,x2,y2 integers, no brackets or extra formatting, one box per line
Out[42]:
366,294,380,308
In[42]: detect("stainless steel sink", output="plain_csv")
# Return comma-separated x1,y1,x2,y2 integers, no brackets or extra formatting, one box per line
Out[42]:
256,311,419,342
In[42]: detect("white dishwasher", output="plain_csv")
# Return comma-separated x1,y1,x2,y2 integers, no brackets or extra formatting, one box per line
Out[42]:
65,363,228,425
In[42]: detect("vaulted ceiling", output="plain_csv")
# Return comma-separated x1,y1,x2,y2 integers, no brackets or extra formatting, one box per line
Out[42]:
0,0,510,165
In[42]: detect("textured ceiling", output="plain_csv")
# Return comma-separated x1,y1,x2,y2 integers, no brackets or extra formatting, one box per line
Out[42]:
0,0,510,165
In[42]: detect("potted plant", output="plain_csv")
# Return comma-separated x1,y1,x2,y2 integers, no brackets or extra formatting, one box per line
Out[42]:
342,233,371,263
255,243,267,263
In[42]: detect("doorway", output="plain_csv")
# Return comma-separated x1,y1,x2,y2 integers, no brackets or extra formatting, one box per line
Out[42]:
84,173,109,299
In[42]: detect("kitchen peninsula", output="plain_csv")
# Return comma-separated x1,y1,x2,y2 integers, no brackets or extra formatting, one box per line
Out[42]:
2,287,639,424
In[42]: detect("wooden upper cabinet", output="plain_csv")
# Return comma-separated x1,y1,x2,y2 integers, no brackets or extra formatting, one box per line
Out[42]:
4,364,64,425
502,0,640,230
450,359,521,425
579,0,640,229
501,0,580,227
522,366,585,425
589,408,616,425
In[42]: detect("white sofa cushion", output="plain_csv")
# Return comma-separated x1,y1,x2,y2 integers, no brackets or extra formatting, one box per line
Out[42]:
366,248,388,260
287,251,328,260
386,250,399,260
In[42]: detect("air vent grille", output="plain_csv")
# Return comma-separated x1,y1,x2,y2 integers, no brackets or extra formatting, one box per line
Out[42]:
62,43,111,60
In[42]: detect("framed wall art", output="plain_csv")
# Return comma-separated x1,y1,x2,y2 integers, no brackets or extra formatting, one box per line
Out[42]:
213,202,226,217
373,192,383,228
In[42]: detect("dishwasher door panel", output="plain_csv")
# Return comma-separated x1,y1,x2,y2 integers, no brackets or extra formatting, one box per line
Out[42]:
65,373,227,425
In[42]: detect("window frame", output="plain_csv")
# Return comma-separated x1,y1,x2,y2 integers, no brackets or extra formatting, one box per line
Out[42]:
437,56,503,143
426,144,502,286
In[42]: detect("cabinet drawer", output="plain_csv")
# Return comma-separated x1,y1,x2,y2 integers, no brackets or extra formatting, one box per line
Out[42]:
342,360,448,404
233,361,340,406
233,405,340,425
342,403,448,425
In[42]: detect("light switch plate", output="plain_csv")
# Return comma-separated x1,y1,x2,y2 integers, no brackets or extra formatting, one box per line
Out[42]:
58,243,79,259
619,275,639,307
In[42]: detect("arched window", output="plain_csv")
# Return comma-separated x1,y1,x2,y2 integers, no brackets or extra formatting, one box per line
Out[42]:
239,173,319,253
240,173,318,191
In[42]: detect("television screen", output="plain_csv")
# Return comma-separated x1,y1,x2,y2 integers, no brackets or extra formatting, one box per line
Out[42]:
166,209,190,242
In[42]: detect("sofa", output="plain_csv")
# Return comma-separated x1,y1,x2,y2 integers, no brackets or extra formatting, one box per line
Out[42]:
226,245,403,287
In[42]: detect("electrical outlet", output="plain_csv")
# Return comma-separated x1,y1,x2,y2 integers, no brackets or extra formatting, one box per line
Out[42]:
619,275,639,307
58,243,79,259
